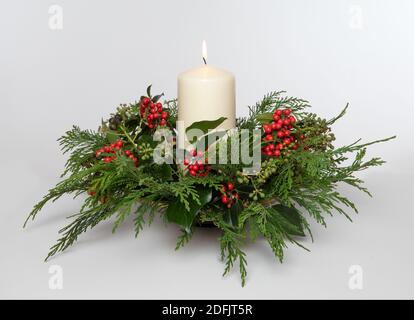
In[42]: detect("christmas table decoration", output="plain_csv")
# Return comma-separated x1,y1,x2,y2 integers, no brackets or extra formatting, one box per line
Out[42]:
25,85,394,286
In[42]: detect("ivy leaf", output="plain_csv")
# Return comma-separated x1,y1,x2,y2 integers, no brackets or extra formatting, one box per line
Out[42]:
255,113,273,124
270,204,305,236
186,117,227,144
146,84,152,98
152,93,164,103
166,187,212,231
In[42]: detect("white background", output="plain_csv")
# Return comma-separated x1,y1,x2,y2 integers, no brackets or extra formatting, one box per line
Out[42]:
1,0,413,299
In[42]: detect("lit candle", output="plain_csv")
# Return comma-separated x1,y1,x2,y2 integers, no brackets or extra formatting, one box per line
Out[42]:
177,41,236,131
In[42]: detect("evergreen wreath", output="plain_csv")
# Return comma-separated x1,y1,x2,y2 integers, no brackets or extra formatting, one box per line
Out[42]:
25,85,395,286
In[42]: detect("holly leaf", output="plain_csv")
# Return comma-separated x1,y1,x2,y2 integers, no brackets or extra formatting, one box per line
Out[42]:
152,93,164,103
166,187,212,231
223,200,243,230
150,163,172,181
186,117,227,144
106,130,121,144
146,84,152,98
255,113,273,124
270,204,305,236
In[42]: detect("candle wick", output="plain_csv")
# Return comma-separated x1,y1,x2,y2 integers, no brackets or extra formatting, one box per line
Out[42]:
203,57,207,65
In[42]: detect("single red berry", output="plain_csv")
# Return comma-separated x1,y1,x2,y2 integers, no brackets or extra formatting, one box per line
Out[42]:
227,182,234,191
129,154,135,160
289,116,296,123
268,144,275,150
190,149,197,157
265,134,273,141
125,150,132,156
221,196,228,204
283,138,291,145
277,131,284,138
263,124,272,133
160,119,167,126
183,159,190,165
95,150,101,157
227,203,232,209
150,103,155,108
277,119,283,126
104,157,112,163
283,119,290,126
273,114,280,121
271,122,278,130
266,150,273,156
290,136,294,142
192,165,199,171
153,113,159,119
148,114,154,120
189,170,197,176
104,146,111,153
284,109,291,115
156,102,162,109
148,123,154,129
161,111,168,119
300,134,305,140
142,97,150,105
111,143,116,148
274,150,281,157
275,110,282,116
277,143,284,150
150,107,156,114
116,140,123,147
293,143,299,150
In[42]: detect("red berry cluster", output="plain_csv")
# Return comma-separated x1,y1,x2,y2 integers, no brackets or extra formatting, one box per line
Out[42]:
183,149,211,177
262,108,301,157
140,97,168,129
95,140,138,167
220,182,240,208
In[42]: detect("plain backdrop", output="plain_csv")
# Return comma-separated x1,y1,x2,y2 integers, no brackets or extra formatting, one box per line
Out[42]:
1,0,413,299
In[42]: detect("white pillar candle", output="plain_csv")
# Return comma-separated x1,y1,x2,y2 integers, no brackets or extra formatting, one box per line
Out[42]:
177,42,236,132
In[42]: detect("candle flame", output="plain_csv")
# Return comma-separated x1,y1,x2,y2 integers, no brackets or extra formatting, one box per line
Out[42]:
202,40,207,64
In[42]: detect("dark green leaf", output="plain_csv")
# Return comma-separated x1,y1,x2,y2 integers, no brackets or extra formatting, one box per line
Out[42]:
186,117,227,144
255,113,273,124
270,204,305,236
166,187,212,231
152,93,164,103
146,84,152,98
223,200,243,230
106,130,120,144
151,163,172,181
